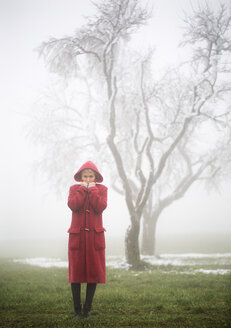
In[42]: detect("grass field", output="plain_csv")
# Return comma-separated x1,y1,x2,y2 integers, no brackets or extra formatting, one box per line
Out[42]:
0,258,231,328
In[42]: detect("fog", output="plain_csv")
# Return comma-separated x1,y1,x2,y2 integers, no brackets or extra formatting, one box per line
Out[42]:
0,0,231,259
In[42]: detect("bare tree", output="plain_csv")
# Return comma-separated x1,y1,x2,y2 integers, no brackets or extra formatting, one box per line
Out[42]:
137,2,231,257
141,140,231,255
34,0,231,268
27,74,112,193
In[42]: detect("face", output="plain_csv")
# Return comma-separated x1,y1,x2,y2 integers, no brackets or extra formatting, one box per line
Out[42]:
81,169,96,184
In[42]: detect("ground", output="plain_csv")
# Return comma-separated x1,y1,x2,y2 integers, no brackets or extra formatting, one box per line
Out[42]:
0,258,230,328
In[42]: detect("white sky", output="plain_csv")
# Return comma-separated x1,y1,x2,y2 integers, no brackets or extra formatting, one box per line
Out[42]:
0,0,231,245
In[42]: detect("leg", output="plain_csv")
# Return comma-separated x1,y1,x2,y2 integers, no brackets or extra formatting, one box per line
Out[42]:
84,283,97,318
71,283,82,317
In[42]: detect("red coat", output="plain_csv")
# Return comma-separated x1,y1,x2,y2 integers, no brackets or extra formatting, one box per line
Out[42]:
67,161,107,283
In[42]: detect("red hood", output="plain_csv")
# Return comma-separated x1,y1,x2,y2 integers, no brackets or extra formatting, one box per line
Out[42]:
74,161,103,182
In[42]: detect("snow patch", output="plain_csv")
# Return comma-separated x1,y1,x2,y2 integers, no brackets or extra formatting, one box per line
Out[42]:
141,253,231,267
106,256,131,270
195,268,231,275
13,257,68,268
161,253,231,259
12,253,231,275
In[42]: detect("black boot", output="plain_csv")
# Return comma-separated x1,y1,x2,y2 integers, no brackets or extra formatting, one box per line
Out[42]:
83,303,91,318
71,283,82,317
84,283,97,318
73,304,82,317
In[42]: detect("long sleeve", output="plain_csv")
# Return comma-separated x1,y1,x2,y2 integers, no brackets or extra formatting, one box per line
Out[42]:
67,185,87,212
88,186,108,214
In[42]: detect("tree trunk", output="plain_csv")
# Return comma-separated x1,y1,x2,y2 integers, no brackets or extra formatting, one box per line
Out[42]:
125,217,142,269
141,213,158,256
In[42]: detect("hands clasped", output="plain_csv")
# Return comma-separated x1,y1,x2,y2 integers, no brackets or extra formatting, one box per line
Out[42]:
81,181,96,188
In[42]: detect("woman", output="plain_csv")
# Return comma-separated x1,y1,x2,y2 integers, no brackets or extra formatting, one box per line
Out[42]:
67,161,107,318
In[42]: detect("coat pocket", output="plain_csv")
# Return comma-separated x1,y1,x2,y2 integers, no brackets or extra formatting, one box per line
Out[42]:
68,227,81,250
94,227,106,250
